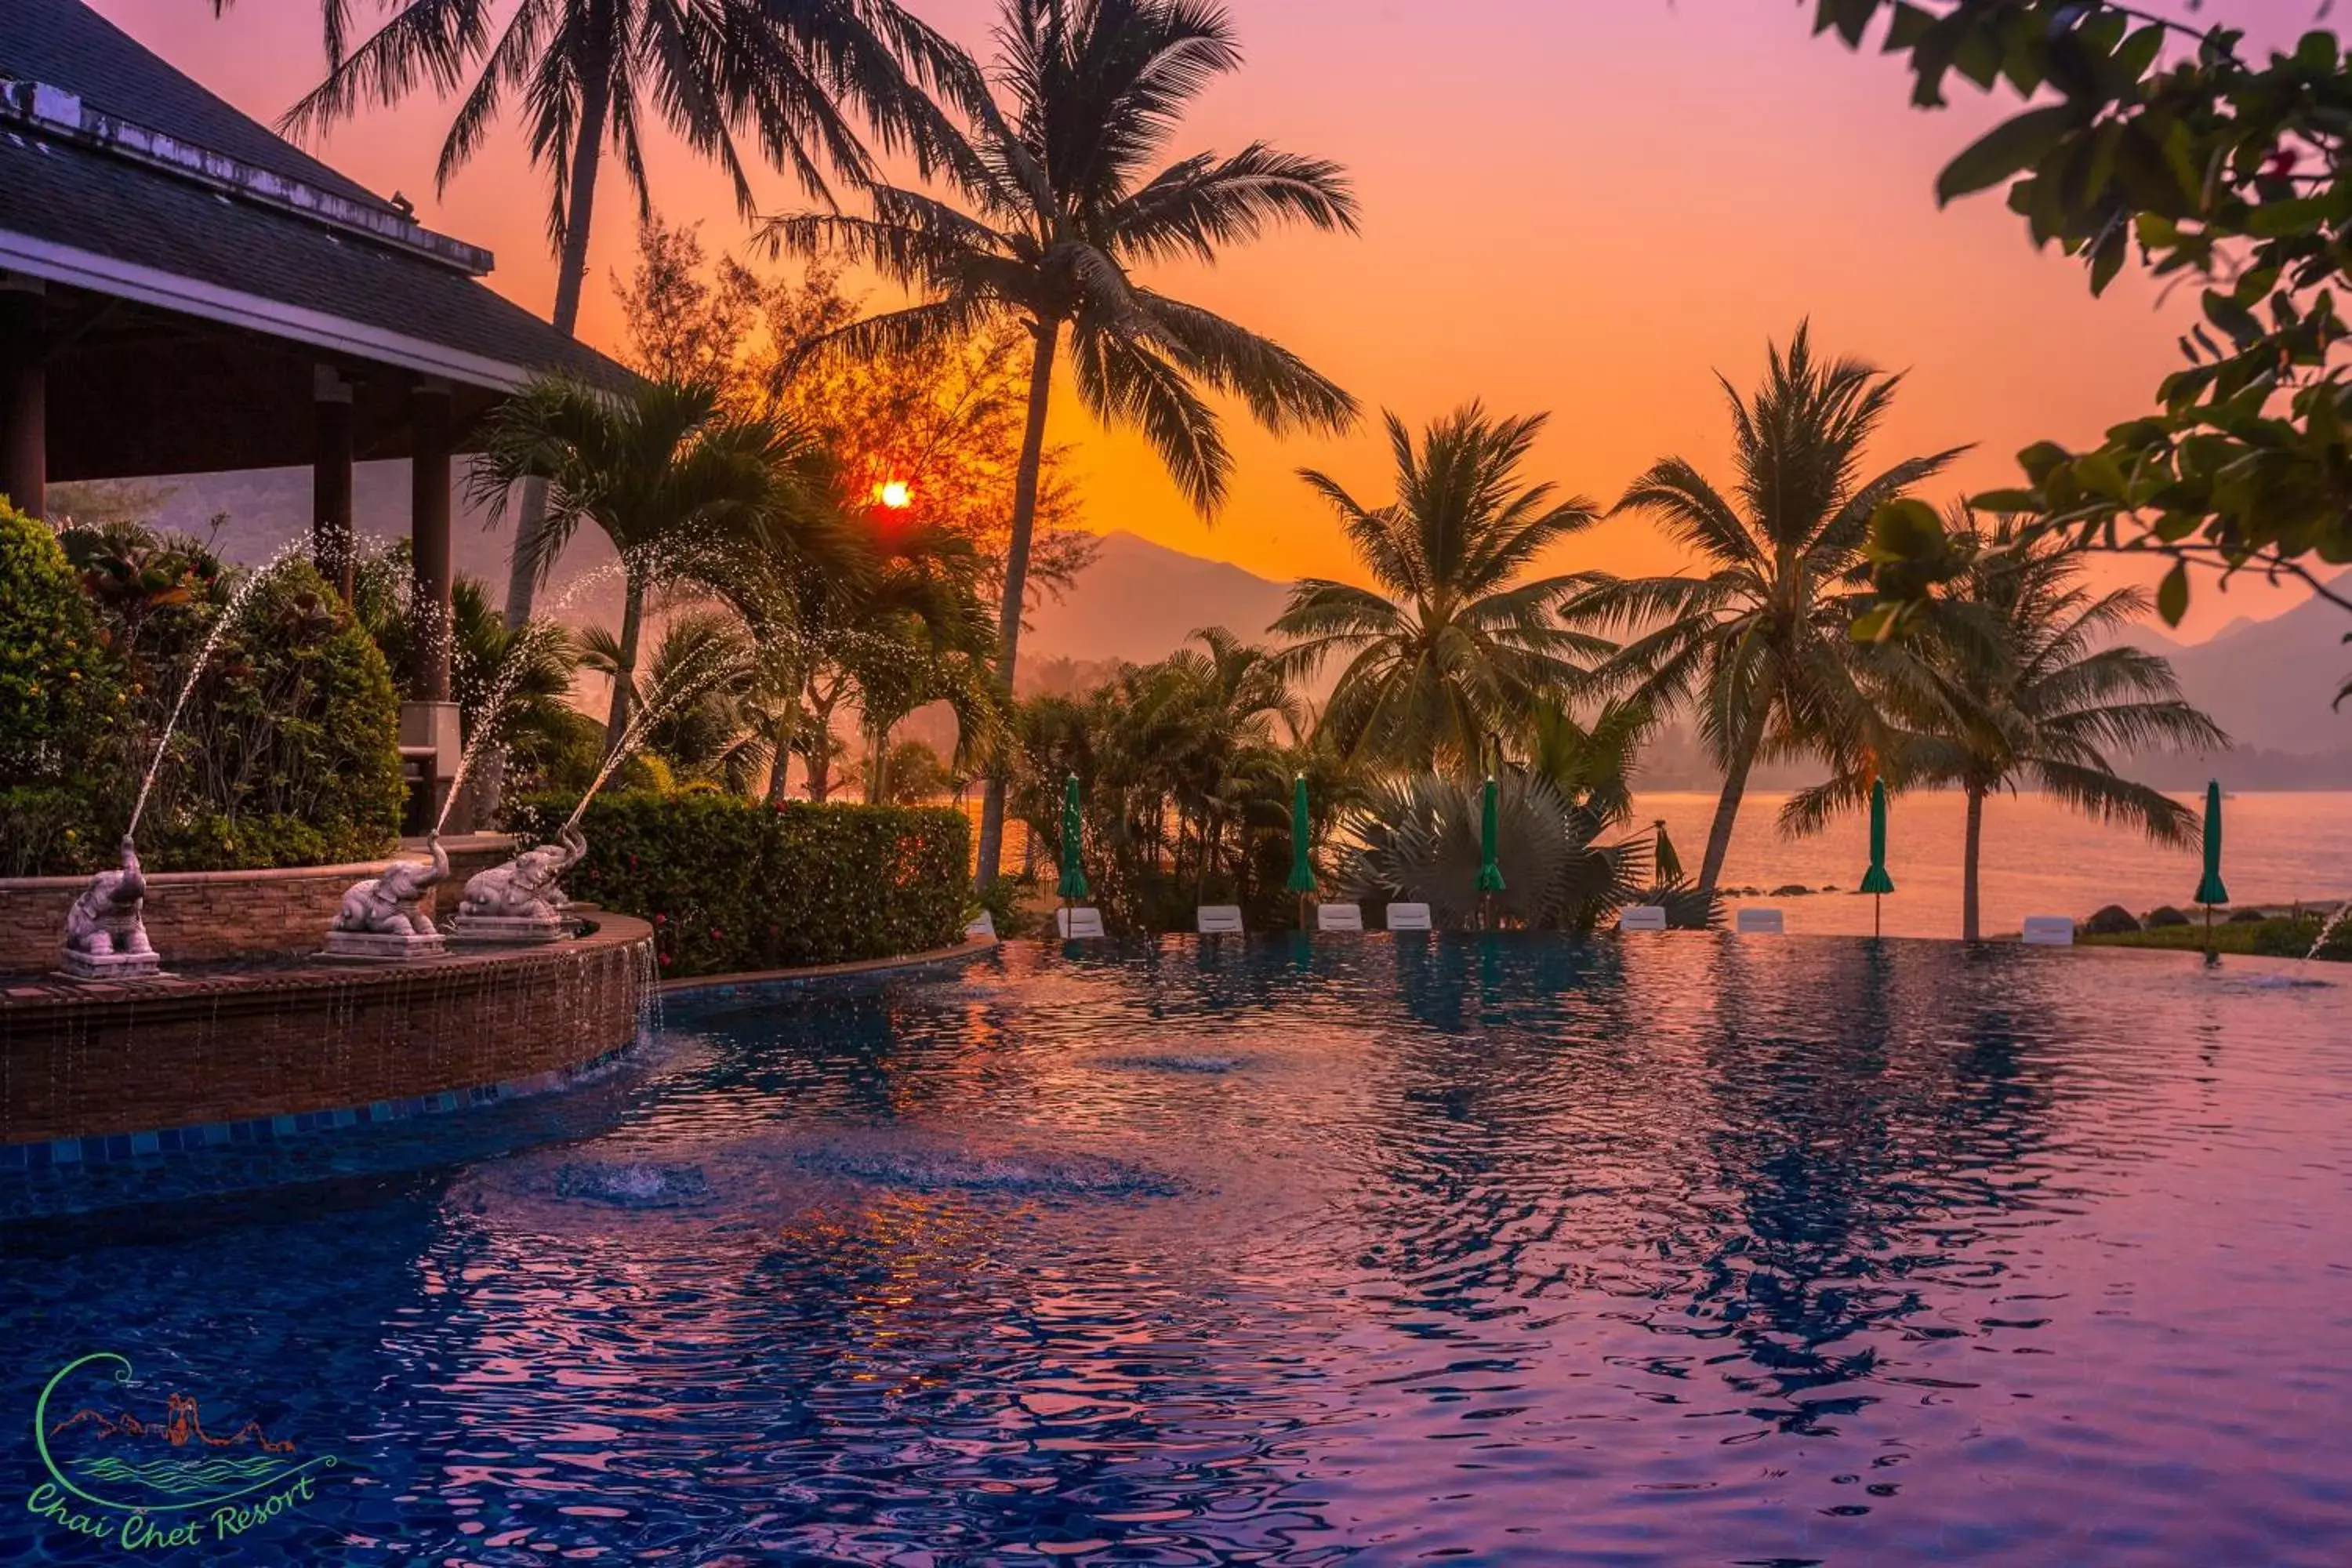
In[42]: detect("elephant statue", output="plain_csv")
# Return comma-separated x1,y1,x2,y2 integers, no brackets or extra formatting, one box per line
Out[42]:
332,833,449,936
62,837,159,977
457,825,586,924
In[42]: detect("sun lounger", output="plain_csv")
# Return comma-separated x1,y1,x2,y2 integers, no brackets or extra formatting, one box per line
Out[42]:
1734,907,1785,935
1196,905,1244,935
2021,916,2075,946
1385,902,1433,931
1057,907,1105,939
963,909,996,941
1317,902,1364,931
1617,905,1668,931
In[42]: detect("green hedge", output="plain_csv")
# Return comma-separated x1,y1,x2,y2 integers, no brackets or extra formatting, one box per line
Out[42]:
507,792,971,977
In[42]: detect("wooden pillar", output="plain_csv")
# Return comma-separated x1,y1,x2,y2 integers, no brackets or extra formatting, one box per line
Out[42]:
408,380,453,702
313,365,355,600
0,281,45,519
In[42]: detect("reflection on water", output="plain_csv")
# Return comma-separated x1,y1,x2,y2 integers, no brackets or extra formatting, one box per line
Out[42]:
2,936,2348,1565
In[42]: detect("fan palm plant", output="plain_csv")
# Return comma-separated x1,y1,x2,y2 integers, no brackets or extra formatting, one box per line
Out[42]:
470,376,833,748
1273,405,1608,771
760,0,1363,886
1333,771,1639,932
270,0,973,633
1784,512,2227,942
1561,324,1965,895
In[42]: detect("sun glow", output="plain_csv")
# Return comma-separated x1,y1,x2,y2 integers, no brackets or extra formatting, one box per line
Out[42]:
876,480,912,510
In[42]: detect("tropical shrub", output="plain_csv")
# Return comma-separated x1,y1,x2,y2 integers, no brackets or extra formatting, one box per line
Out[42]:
0,786,98,877
0,502,126,793
1332,772,1641,932
507,792,969,976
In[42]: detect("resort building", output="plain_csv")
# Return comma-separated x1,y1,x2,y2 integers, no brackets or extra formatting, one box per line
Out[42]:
0,0,627,823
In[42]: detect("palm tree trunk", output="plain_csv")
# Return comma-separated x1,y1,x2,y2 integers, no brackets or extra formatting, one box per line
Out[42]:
485,52,610,825
604,574,643,750
865,720,887,804
1697,704,1771,895
501,62,609,637
804,675,837,803
1962,782,1985,943
975,316,1064,890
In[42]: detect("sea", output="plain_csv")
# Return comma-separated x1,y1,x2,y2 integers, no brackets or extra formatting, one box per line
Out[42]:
1638,788,2352,938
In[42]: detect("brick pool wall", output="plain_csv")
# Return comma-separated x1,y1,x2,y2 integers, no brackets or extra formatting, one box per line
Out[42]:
0,837,517,974
0,915,652,1145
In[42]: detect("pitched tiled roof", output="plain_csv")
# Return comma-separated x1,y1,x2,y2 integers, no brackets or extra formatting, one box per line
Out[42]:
0,0,386,210
0,1,629,394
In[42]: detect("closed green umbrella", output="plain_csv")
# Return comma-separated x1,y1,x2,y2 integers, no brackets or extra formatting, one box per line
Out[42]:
1287,773,1317,927
1057,773,1090,903
1860,779,1895,936
1476,775,1504,926
2194,778,2227,948
1652,819,1683,887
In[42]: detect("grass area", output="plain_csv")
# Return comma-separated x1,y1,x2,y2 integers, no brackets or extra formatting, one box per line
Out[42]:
2082,915,2349,960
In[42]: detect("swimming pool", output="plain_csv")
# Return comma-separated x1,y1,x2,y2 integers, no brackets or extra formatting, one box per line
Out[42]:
5,936,2347,1564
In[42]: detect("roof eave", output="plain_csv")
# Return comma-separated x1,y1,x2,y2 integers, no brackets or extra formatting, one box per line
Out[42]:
0,227,552,393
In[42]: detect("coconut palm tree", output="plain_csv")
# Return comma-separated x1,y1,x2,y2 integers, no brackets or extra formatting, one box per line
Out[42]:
1273,405,1607,771
1784,511,2227,942
1561,324,1966,895
470,376,832,747
274,0,975,633
760,0,1363,887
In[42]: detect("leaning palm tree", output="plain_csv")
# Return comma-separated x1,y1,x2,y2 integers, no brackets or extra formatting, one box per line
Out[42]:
1561,324,1966,895
1273,405,1608,771
760,0,1363,886
470,377,832,746
1784,511,2227,942
271,0,975,633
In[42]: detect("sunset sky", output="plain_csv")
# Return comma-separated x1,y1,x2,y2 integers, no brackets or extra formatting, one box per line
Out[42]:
92,0,2314,640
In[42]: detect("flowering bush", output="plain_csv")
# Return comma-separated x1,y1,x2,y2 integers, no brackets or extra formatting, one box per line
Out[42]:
507,792,970,977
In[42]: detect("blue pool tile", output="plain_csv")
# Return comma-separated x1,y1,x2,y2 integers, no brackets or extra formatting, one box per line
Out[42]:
272,1115,297,1137
201,1123,230,1145
103,1134,130,1161
130,1131,159,1156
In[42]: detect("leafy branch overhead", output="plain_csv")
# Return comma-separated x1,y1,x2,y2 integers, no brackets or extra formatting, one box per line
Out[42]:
1816,0,2352,630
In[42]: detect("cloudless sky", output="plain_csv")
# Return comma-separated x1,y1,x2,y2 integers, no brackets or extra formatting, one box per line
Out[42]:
90,0,2323,639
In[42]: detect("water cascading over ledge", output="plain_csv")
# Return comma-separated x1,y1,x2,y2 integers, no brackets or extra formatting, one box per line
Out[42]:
0,914,653,1146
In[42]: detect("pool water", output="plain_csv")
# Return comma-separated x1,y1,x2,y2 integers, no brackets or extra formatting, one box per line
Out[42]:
5,936,2349,1564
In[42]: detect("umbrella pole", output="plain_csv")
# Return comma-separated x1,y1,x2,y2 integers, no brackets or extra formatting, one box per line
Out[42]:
1298,893,1308,931
1875,894,1882,939
2205,901,2214,956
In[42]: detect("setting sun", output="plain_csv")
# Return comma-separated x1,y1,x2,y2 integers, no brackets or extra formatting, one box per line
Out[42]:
877,480,912,510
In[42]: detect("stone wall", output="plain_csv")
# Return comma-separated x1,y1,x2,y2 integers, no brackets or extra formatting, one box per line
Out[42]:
0,835,516,974
0,915,651,1145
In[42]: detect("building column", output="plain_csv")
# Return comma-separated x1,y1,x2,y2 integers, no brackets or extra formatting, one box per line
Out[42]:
313,365,355,601
401,380,463,833
408,380,453,702
0,279,46,519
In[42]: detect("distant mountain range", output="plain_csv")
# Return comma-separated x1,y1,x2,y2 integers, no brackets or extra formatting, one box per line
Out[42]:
66,470,2352,787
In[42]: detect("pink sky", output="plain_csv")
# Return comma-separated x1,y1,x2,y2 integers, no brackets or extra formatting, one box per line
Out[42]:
91,0,2314,640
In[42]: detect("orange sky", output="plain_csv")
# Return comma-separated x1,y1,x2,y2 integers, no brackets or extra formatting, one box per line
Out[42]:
91,0,2312,640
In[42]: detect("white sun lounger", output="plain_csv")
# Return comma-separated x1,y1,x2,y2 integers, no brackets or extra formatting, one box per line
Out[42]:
1057,907,1105,939
1734,907,1785,935
1317,902,1364,931
963,909,996,941
2021,916,2075,946
1617,905,1669,931
1196,905,1244,935
1385,902,1433,931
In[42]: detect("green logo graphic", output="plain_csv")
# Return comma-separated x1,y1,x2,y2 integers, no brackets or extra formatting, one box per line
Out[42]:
26,1352,340,1552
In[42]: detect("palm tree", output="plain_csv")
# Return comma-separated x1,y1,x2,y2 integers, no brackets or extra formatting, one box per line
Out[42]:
470,377,831,747
1272,405,1607,771
583,608,768,792
274,0,975,633
760,0,1363,887
1561,324,1965,895
1784,513,2227,941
